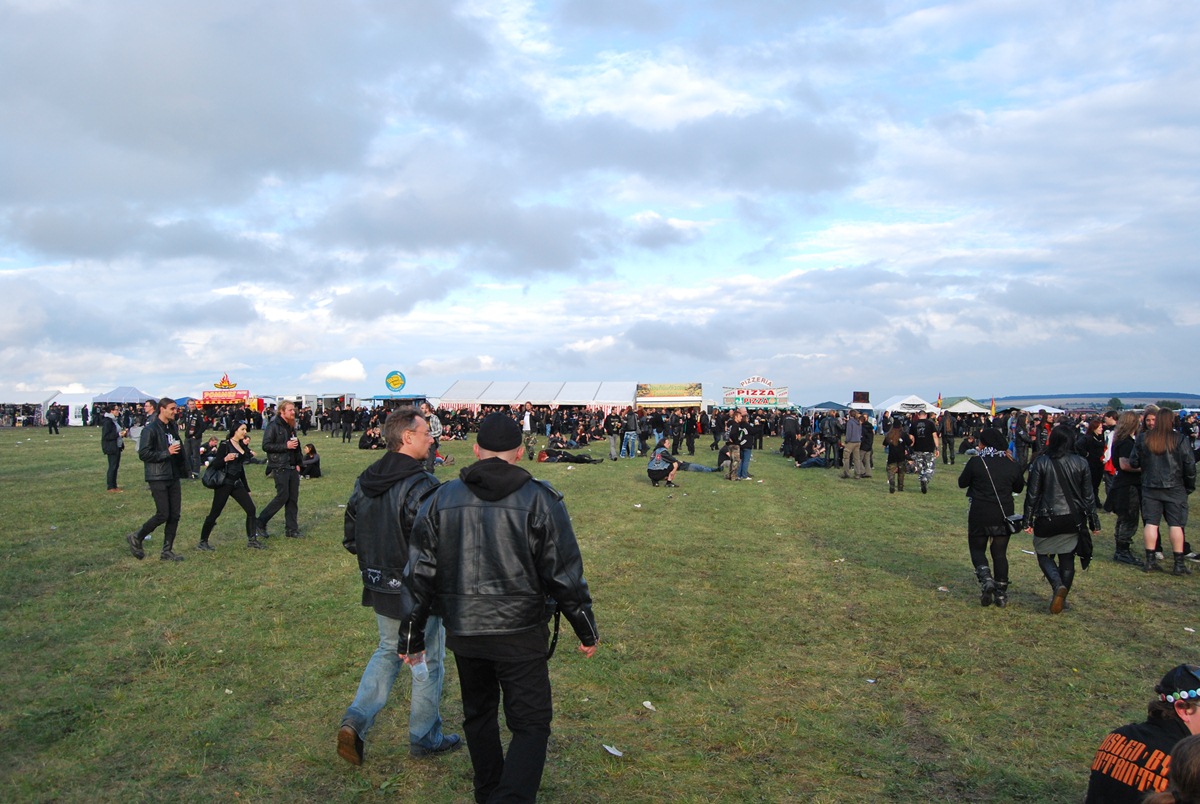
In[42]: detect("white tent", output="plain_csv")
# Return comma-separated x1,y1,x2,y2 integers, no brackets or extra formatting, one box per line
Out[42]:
944,398,990,415
1021,404,1066,414
874,394,939,418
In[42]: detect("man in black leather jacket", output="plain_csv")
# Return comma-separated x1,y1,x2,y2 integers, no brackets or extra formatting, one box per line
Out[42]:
337,407,460,766
399,412,599,803
127,398,188,561
256,400,302,538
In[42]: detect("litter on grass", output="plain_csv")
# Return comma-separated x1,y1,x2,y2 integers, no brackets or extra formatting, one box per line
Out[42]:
643,701,656,711
603,744,624,757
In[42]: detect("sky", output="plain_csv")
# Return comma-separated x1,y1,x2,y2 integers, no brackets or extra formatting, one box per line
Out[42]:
2,0,1198,405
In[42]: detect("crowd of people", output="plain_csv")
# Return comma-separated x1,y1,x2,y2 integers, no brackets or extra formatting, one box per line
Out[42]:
87,394,1200,801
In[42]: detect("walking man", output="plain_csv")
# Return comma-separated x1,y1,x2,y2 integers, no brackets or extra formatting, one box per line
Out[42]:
180,398,206,480
421,402,443,472
909,409,941,494
338,407,461,766
257,400,302,538
399,413,599,803
126,398,187,561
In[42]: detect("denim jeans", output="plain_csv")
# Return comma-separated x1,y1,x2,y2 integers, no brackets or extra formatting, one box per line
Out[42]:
342,612,448,750
620,432,638,458
738,447,752,479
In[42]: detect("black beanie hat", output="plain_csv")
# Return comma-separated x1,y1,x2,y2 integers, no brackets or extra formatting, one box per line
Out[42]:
477,412,522,451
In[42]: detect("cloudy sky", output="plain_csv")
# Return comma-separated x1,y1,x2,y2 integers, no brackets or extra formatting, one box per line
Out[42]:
2,0,1197,405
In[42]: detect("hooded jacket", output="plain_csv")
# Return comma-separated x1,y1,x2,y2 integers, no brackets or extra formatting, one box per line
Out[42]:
399,457,598,654
343,452,438,614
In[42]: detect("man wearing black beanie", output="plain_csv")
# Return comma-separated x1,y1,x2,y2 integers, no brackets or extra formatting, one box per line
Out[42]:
399,412,600,803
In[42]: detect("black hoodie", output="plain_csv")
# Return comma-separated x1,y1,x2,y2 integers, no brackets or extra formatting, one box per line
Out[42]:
459,457,533,501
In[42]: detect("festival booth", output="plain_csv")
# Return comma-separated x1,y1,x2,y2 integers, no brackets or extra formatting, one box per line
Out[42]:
0,390,60,427
636,383,704,410
49,392,96,426
874,394,939,418
93,386,157,405
804,401,849,413
719,376,788,410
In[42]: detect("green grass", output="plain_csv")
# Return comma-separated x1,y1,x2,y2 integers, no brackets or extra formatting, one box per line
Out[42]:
1,427,1197,802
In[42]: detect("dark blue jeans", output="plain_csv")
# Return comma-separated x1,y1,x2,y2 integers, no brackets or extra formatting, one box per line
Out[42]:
455,652,553,804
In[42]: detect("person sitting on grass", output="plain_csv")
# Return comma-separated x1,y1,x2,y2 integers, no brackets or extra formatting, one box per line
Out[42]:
1084,663,1200,803
647,437,681,487
301,443,322,478
359,427,385,450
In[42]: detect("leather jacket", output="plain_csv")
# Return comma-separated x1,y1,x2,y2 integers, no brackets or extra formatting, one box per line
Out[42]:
1130,432,1196,492
138,416,186,483
343,466,438,597
399,459,598,654
261,415,301,474
1022,452,1100,530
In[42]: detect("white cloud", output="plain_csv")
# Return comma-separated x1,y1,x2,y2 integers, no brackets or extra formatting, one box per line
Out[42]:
303,358,367,384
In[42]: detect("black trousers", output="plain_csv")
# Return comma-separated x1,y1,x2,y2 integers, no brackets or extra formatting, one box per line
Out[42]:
138,480,181,550
106,451,121,490
258,469,299,533
186,437,203,476
455,653,553,804
201,483,257,542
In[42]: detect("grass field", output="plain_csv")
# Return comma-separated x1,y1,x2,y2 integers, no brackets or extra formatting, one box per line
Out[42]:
2,425,1197,802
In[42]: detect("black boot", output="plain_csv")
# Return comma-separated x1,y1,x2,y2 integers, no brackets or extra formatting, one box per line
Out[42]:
1113,541,1142,567
993,580,1009,608
1144,549,1163,573
1173,553,1192,576
975,566,996,607
1060,567,1075,611
1037,554,1066,613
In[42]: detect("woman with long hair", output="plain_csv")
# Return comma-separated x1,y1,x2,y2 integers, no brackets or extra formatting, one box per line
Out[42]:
883,423,909,493
198,423,266,551
957,429,1024,607
1144,732,1200,804
1075,417,1106,503
1132,408,1197,575
1106,411,1144,567
1022,424,1101,613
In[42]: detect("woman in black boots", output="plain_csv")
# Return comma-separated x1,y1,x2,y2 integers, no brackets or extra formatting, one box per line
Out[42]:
958,429,1024,607
1022,425,1101,613
198,423,266,551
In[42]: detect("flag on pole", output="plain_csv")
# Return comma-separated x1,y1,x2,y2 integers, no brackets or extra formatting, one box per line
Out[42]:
936,392,942,409
990,397,996,416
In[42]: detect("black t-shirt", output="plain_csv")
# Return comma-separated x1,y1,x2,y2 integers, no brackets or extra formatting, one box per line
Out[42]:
1084,716,1189,803
910,418,938,452
1111,437,1141,489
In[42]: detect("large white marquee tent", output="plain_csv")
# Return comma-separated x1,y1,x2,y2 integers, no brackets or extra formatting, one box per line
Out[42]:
437,381,639,410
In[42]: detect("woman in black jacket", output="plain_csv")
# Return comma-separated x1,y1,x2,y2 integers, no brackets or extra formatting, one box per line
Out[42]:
1075,417,1107,503
1022,425,1101,614
198,424,266,551
958,429,1025,607
1131,408,1197,575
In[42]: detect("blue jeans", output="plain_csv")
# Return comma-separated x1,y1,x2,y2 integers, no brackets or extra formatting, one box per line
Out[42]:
738,448,752,479
620,432,638,458
342,612,448,750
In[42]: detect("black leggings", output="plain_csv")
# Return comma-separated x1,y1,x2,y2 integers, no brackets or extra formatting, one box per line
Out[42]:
201,483,257,542
969,534,1010,581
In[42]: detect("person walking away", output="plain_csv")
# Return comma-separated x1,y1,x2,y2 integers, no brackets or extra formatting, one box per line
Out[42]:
884,424,910,493
256,400,302,539
399,412,599,803
958,429,1024,607
909,410,940,494
840,411,864,479
126,398,188,561
338,407,460,765
1021,424,1101,613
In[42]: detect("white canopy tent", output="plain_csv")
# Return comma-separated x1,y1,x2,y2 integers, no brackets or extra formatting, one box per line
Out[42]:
944,398,990,415
1021,404,1066,414
435,380,640,410
874,394,939,418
